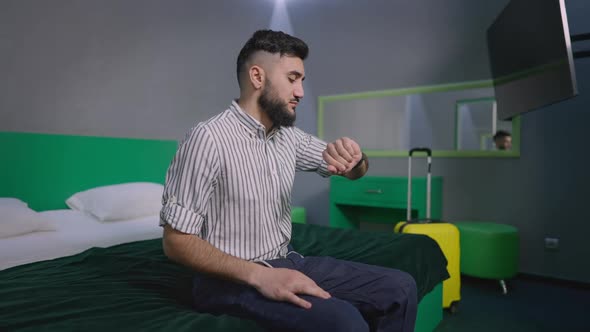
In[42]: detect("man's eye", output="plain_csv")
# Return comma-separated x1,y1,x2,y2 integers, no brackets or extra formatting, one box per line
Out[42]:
288,76,296,82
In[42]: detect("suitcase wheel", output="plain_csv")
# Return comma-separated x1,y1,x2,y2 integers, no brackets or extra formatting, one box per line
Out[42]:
449,301,459,314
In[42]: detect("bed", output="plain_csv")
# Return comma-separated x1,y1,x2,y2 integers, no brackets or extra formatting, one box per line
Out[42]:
0,132,449,331
0,210,162,271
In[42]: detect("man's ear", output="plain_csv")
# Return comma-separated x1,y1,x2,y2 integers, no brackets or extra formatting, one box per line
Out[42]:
249,65,264,90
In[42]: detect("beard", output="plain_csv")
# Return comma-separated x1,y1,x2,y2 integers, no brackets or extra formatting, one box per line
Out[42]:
258,79,297,128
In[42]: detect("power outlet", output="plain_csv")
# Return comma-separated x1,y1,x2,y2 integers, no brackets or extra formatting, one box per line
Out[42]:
545,237,560,250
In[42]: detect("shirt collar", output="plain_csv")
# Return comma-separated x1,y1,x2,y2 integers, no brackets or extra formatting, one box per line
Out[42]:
229,100,280,139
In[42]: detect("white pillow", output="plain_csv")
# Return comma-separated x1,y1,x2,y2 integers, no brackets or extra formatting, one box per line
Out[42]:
0,205,56,239
0,197,29,208
65,182,164,221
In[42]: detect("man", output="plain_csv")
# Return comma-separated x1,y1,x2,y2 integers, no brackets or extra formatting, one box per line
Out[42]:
160,30,417,332
493,130,512,150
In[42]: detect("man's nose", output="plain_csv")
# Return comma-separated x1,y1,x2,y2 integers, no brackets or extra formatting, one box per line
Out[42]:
294,83,304,99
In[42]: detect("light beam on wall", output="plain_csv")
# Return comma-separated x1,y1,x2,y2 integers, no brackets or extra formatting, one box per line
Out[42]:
270,0,292,33
269,0,316,134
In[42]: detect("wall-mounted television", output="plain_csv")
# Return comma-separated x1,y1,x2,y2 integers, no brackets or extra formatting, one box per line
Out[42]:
487,0,577,121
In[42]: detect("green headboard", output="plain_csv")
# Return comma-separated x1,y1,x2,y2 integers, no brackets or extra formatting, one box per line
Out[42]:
0,132,178,211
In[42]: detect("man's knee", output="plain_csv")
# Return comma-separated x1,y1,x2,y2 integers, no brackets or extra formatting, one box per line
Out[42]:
328,304,369,332
377,270,418,307
395,270,417,299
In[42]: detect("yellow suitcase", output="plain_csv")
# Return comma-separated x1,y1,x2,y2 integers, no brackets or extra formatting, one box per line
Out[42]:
394,148,461,313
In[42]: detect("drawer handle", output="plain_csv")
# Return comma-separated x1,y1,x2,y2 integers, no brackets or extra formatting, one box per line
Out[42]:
365,189,383,194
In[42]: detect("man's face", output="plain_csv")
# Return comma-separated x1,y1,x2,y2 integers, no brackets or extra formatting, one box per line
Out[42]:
495,136,512,150
258,55,305,128
258,77,296,127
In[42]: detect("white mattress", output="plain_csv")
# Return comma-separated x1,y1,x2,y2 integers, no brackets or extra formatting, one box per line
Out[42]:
0,209,162,271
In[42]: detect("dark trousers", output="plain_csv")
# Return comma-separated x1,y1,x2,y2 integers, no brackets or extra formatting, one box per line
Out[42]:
192,252,418,332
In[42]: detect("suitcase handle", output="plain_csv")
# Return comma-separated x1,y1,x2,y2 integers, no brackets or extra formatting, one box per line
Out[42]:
407,147,433,221
409,147,432,157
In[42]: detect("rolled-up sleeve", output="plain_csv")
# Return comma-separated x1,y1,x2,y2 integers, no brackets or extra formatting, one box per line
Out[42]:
160,125,220,235
293,127,331,177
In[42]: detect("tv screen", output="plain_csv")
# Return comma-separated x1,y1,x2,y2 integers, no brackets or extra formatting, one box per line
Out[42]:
487,0,577,120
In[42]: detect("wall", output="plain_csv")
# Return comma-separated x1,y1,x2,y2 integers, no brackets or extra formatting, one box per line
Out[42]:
0,0,275,140
1,0,589,282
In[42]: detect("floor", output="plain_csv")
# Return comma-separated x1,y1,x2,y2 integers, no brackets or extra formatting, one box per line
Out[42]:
434,275,590,332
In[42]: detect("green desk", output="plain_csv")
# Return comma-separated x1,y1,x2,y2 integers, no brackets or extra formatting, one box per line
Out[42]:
329,176,443,229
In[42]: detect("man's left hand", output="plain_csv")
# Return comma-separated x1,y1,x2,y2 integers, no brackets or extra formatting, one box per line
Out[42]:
323,137,362,175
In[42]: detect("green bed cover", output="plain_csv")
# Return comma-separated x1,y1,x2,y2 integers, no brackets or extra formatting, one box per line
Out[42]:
0,223,449,331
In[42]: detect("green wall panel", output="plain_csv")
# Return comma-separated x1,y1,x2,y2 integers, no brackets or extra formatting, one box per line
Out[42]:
0,132,177,211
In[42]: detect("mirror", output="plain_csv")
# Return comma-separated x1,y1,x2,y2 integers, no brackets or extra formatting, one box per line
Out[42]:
318,81,520,157
455,97,513,151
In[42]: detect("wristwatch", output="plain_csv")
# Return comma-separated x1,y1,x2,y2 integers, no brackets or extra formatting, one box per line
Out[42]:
353,152,368,170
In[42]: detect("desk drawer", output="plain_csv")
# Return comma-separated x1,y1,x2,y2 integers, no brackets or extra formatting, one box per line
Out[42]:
331,177,408,207
330,176,443,227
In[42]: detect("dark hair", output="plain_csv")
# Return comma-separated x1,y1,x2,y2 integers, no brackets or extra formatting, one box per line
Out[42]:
236,30,308,87
493,130,511,141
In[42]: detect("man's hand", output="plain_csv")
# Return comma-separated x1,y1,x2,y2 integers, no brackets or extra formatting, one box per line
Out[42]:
164,225,330,310
250,267,331,309
323,137,362,175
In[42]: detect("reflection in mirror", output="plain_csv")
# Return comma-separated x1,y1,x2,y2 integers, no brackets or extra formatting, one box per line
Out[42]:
318,81,520,157
322,97,408,151
455,97,512,151
491,129,513,151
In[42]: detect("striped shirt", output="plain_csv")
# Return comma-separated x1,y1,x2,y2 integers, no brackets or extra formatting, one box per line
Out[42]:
160,101,331,261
